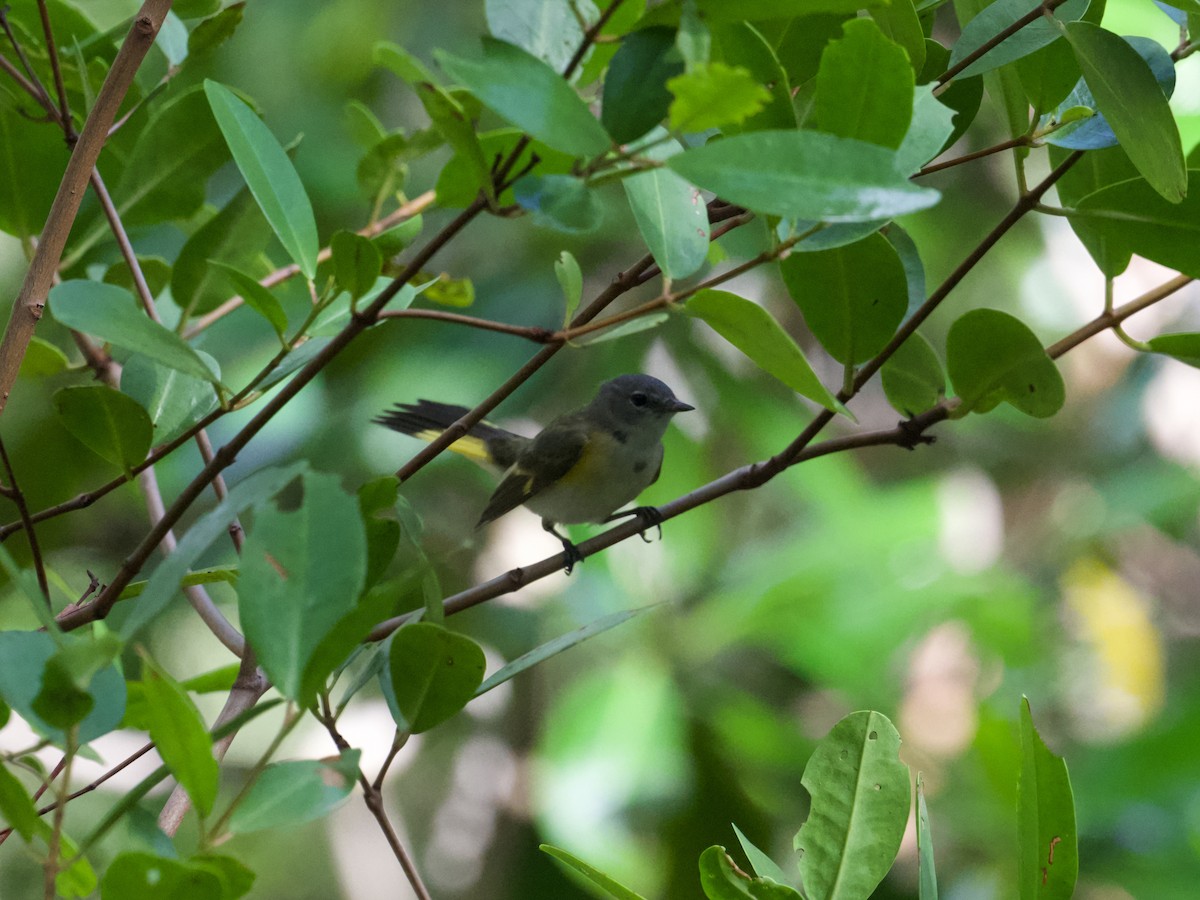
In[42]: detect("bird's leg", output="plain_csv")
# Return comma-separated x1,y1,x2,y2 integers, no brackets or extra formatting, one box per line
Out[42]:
542,519,583,574
603,506,663,543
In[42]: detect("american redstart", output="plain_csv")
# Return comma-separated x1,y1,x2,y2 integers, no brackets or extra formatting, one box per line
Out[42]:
375,374,694,572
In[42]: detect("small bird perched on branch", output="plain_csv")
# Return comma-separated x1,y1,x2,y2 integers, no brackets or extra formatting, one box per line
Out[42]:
375,374,694,572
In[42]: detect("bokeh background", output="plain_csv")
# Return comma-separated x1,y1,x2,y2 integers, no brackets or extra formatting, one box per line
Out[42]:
1,0,1199,897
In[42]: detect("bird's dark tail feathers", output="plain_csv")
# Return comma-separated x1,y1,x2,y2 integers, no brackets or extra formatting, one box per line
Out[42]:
373,400,524,468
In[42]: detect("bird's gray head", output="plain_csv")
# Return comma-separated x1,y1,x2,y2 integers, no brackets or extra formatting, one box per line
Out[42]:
590,374,693,436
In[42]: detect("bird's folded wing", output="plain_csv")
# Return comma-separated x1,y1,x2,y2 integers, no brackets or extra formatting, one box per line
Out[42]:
476,417,588,526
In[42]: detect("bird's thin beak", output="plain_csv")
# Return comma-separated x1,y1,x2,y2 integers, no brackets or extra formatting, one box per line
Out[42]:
669,399,695,413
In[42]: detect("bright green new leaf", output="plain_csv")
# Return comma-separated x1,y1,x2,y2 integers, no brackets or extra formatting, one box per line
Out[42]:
513,174,603,233
388,622,486,733
667,130,940,222
1147,333,1200,368
781,233,909,365
602,27,683,143
239,472,367,703
50,281,219,384
815,18,914,149
1063,23,1186,203
19,337,70,378
210,262,289,339
436,38,611,158
949,0,1088,79
330,230,383,301
0,762,39,840
668,62,771,133
54,385,152,473
227,750,360,834
946,309,1065,418
1018,697,1078,899
204,80,320,279
100,852,225,900
881,332,946,417
140,658,219,818
687,289,841,412
917,773,938,899
795,711,910,900
540,844,649,900
699,845,802,898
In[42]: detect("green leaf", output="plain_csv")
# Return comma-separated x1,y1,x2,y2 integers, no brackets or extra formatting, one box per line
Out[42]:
56,831,98,898
794,711,910,900
917,773,938,900
476,605,660,697
239,472,367,704
540,844,649,900
881,332,946,416
50,281,219,384
698,846,803,898
1147,333,1200,368
513,174,603,233
623,132,710,279
815,18,914,149
114,85,229,226
373,214,424,257
171,187,273,317
227,750,360,834
667,62,771,133
415,81,493,202
419,272,475,307
204,80,320,279
686,289,841,412
732,823,794,887
358,475,401,589
666,130,941,222
120,354,219,447
187,3,246,59
101,852,224,900
896,85,956,175
139,658,218,818
1018,697,1078,900
19,336,70,378
602,27,683,143
0,761,39,840
330,231,383,301
54,385,152,472
485,0,587,73
871,0,927,73
209,262,289,339
946,309,1065,417
0,106,70,238
780,233,908,365
949,0,1088,78
114,463,308,638
709,21,796,134
436,38,611,157
580,312,671,345
555,250,583,324
1062,23,1186,202
435,128,575,207
388,622,486,733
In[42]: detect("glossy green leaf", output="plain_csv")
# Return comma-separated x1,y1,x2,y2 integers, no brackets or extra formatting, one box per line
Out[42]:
209,262,289,338
540,844,649,900
120,355,219,447
896,85,956,175
1015,30,1080,114
513,174,603,233
871,0,927,73
436,38,611,157
687,289,840,412
330,230,383,301
172,187,273,317
239,472,367,703
115,462,308,638
667,62,771,133
602,27,683,143
1147,332,1200,368
101,852,223,900
1018,698,1078,899
1062,23,1185,202
946,309,1065,417
623,134,710,279
794,711,910,900
709,21,796,133
50,281,219,384
485,0,586,73
476,605,660,697
815,18,914,149
667,130,940,222
388,622,486,732
781,234,909,365
881,332,946,416
732,823,794,887
699,846,802,898
140,658,218,818
54,385,153,472
0,761,39,840
917,773,938,900
204,80,319,279
114,85,229,226
1071,172,1200,279
556,250,583,323
227,750,360,834
949,0,1088,78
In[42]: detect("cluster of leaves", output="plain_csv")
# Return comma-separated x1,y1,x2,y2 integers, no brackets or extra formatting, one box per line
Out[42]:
0,0,1196,896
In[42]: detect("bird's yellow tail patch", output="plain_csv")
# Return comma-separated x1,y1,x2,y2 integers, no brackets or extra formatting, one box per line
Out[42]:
412,428,493,465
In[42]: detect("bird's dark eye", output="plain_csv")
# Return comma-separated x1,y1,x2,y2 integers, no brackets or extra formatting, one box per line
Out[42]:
630,392,648,407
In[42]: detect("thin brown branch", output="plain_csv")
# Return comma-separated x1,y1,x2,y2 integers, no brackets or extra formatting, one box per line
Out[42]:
0,0,172,417
378,308,556,342
35,0,72,135
917,136,1031,177
0,435,49,605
